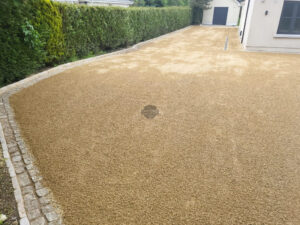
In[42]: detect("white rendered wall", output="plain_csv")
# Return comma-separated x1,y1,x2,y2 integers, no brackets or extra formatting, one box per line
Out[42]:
241,0,300,53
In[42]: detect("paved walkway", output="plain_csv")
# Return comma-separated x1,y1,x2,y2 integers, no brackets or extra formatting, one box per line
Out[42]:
9,26,300,224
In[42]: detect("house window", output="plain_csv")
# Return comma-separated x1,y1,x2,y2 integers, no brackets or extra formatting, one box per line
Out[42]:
277,1,300,34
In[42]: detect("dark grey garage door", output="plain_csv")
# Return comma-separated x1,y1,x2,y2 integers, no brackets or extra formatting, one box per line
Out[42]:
213,7,228,25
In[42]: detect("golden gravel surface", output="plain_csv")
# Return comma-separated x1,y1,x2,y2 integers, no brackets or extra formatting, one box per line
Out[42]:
11,26,300,225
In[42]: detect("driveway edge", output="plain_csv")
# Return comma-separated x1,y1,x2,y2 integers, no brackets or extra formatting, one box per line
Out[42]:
0,122,28,225
0,25,192,225
0,25,192,96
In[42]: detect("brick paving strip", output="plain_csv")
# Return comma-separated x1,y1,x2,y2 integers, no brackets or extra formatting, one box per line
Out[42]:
0,26,191,225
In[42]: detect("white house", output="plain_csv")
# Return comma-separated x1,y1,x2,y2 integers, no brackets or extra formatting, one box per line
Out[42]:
239,0,300,53
53,0,133,7
202,0,242,26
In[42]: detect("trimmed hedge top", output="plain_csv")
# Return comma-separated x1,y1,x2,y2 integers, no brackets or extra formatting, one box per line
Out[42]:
0,0,191,87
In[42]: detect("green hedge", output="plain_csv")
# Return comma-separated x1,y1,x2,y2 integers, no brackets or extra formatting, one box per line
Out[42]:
30,0,65,64
0,0,41,85
0,0,64,86
58,5,191,59
0,0,191,87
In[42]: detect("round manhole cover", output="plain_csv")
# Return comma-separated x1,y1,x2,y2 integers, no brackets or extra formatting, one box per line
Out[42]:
141,105,159,119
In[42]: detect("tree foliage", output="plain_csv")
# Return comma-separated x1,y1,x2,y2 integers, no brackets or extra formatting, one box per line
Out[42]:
189,0,212,24
189,0,211,9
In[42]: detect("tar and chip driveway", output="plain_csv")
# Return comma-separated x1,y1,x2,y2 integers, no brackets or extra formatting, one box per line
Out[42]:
11,26,300,224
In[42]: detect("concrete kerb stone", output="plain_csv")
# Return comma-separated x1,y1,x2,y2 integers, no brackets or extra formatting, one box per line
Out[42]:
0,26,192,225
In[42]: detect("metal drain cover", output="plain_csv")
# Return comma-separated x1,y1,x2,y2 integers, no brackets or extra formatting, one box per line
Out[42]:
141,105,159,119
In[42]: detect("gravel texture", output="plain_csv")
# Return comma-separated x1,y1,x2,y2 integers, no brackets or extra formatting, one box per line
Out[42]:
0,145,19,225
10,26,300,225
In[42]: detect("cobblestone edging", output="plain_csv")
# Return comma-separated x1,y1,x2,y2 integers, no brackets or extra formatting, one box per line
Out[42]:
0,122,27,224
0,26,192,225
0,96,61,225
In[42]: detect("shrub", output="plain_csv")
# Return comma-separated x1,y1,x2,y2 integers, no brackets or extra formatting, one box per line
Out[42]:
191,7,203,24
57,4,133,58
0,0,64,86
189,0,211,24
29,0,65,64
128,7,191,43
0,0,42,86
58,5,191,58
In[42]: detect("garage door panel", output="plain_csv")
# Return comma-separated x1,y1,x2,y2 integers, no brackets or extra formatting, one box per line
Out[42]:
213,7,228,25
